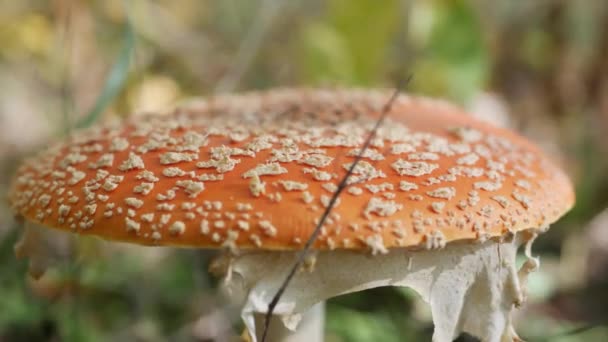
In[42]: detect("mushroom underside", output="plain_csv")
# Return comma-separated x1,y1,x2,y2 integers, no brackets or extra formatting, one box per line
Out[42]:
14,224,538,342
221,231,539,342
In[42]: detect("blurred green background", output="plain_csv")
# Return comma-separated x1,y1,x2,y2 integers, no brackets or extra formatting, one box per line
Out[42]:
1,0,608,341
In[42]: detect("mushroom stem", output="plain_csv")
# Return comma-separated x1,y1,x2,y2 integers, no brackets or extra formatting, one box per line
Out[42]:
254,301,325,342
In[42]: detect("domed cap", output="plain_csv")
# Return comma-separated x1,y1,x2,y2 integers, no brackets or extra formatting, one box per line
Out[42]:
8,88,574,252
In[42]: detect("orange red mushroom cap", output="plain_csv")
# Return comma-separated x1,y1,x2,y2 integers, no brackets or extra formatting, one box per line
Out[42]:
8,88,575,252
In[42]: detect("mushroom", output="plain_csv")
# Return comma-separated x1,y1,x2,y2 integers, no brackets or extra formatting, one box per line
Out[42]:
8,88,574,341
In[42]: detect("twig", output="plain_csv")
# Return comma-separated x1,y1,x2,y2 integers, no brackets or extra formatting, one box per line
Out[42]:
260,76,411,342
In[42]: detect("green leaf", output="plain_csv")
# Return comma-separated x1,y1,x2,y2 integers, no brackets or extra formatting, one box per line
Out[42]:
326,305,406,342
300,23,355,84
300,0,400,85
415,0,488,102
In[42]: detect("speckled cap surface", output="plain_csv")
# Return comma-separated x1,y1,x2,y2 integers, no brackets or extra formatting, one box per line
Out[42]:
8,88,574,252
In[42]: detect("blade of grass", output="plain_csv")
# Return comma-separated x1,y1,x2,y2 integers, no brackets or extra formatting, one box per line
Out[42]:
76,17,135,129
59,3,74,136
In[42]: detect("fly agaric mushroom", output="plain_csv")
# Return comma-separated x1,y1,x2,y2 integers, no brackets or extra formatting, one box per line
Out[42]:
9,88,574,341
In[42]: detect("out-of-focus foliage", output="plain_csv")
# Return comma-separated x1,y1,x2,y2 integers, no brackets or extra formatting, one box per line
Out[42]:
1,0,608,341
